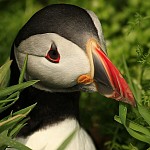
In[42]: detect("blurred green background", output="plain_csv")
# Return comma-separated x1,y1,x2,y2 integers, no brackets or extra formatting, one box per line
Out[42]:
0,0,150,150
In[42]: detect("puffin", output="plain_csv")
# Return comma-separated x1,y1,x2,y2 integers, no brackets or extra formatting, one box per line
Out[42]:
7,4,135,150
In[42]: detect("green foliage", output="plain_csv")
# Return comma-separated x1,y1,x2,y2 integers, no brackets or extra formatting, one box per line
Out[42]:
0,60,11,88
57,128,78,150
106,12,150,149
0,56,38,149
113,44,150,149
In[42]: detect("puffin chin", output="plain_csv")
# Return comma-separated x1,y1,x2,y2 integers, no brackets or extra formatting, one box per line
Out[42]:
29,78,97,93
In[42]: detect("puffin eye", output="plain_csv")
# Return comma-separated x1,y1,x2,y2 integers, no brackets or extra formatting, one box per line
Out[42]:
45,43,60,63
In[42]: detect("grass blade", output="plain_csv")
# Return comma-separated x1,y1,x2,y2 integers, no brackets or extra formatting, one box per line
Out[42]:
0,98,17,104
115,115,150,144
0,131,31,150
126,128,150,144
57,128,78,150
0,114,26,133
138,105,150,126
114,115,150,136
13,103,36,116
119,103,127,126
6,92,19,99
0,104,36,133
0,97,18,113
0,80,38,99
9,119,28,138
122,56,134,94
0,60,12,88
19,55,28,84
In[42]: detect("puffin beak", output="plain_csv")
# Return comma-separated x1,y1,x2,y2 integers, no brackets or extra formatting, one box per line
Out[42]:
78,39,136,106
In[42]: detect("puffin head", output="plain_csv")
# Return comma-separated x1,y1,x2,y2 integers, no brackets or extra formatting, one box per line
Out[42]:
13,4,135,106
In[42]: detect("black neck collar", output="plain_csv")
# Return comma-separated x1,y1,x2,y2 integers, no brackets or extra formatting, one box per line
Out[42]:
15,87,80,137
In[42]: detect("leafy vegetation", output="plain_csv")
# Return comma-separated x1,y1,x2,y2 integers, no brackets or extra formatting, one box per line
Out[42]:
0,56,37,149
0,0,150,150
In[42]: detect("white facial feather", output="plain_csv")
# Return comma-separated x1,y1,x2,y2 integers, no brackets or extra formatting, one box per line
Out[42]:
15,33,90,91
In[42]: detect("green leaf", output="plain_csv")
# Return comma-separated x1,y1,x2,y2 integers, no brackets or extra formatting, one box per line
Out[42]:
0,104,36,133
117,96,150,144
19,55,28,84
0,131,31,150
138,105,150,126
115,116,150,144
9,119,28,138
122,56,134,94
119,103,127,126
114,115,150,136
0,60,12,88
126,128,150,144
0,98,17,104
0,97,18,113
6,91,19,100
0,80,38,99
0,114,26,133
57,128,78,150
122,56,140,103
0,92,20,112
13,103,36,116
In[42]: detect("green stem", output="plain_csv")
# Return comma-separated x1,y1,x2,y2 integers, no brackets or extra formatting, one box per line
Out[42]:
139,63,145,85
110,126,120,150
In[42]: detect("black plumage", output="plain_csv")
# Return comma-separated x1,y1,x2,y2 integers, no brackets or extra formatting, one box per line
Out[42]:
15,4,99,50
15,87,80,137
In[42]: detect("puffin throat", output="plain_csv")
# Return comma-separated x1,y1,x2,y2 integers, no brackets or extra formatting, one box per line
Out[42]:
15,87,80,137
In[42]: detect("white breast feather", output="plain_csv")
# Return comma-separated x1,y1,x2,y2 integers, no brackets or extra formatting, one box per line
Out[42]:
6,119,96,150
